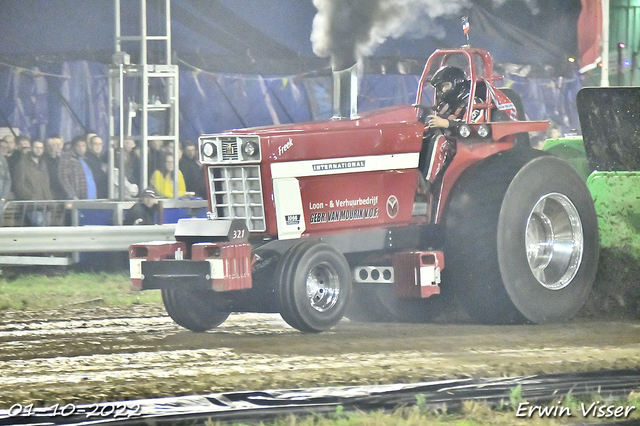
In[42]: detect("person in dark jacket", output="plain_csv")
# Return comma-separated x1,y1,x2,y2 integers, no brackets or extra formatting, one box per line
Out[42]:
147,136,164,182
124,188,158,225
179,140,205,197
59,136,96,200
86,135,108,199
123,138,141,190
14,139,52,201
44,135,66,200
14,139,53,226
8,134,31,192
0,152,11,200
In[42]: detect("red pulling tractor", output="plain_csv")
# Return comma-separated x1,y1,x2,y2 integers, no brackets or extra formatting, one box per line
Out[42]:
130,47,599,332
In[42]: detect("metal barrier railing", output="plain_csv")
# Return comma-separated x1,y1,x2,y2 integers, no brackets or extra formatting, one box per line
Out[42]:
0,199,208,267
0,199,207,227
0,200,68,227
0,224,178,254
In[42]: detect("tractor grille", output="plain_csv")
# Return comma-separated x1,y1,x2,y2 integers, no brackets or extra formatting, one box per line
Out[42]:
208,165,266,232
220,137,239,161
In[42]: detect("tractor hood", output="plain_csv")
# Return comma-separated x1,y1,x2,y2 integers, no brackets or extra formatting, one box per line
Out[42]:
197,104,425,167
224,105,419,139
577,87,640,171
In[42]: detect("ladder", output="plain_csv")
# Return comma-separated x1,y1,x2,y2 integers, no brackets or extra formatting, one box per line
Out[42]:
108,0,180,199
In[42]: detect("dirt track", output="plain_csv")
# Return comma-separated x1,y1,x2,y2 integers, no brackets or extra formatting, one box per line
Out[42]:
1,304,639,408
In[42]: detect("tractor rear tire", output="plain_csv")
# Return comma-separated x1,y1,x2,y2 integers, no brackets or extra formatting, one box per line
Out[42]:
444,149,598,324
277,240,352,332
162,287,230,332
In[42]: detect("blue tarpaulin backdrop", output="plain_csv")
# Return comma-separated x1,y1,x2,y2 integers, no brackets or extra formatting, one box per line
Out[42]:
0,0,583,144
0,62,581,146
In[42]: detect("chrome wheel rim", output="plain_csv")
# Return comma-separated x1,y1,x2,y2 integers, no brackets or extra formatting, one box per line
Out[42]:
306,262,340,312
525,193,584,290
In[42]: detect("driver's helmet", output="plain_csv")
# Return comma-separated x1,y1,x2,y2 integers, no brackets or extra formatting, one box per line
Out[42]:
430,66,468,105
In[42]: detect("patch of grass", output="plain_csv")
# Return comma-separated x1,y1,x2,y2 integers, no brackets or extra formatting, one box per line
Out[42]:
508,384,523,411
562,391,581,414
203,392,640,426
206,406,549,426
0,272,161,311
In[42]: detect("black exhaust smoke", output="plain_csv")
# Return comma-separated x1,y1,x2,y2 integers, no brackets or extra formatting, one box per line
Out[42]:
311,0,470,65
311,0,469,119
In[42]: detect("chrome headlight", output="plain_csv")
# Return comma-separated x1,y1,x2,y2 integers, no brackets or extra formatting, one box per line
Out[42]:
458,124,472,138
202,141,216,158
477,124,491,138
242,140,259,158
199,135,260,163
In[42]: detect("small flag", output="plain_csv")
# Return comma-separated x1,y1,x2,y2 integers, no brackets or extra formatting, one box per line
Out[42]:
462,16,470,36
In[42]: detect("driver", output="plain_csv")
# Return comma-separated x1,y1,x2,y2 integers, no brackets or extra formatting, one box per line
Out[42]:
418,66,520,190
427,65,480,128
418,65,475,190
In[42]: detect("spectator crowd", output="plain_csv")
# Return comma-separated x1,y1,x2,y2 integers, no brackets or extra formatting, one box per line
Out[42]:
0,132,206,205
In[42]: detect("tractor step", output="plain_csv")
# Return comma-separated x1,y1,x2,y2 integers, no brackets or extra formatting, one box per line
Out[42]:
393,250,443,298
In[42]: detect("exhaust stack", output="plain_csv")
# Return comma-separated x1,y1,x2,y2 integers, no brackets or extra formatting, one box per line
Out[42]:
332,63,358,120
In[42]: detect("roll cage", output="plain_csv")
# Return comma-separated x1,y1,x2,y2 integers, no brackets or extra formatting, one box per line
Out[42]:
416,47,503,124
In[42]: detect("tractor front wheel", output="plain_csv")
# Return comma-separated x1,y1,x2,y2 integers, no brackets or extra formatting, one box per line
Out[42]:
277,240,352,332
162,287,230,332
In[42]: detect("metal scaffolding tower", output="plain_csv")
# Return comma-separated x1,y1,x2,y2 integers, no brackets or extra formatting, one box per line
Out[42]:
109,0,180,199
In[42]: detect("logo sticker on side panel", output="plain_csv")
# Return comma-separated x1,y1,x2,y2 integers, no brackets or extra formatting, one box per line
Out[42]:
285,214,301,225
386,195,399,219
175,248,184,260
312,161,365,172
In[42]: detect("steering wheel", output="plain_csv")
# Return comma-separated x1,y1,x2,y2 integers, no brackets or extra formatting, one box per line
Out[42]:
413,104,435,123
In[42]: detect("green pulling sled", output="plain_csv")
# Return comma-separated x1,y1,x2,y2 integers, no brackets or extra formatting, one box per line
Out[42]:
543,87,640,259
